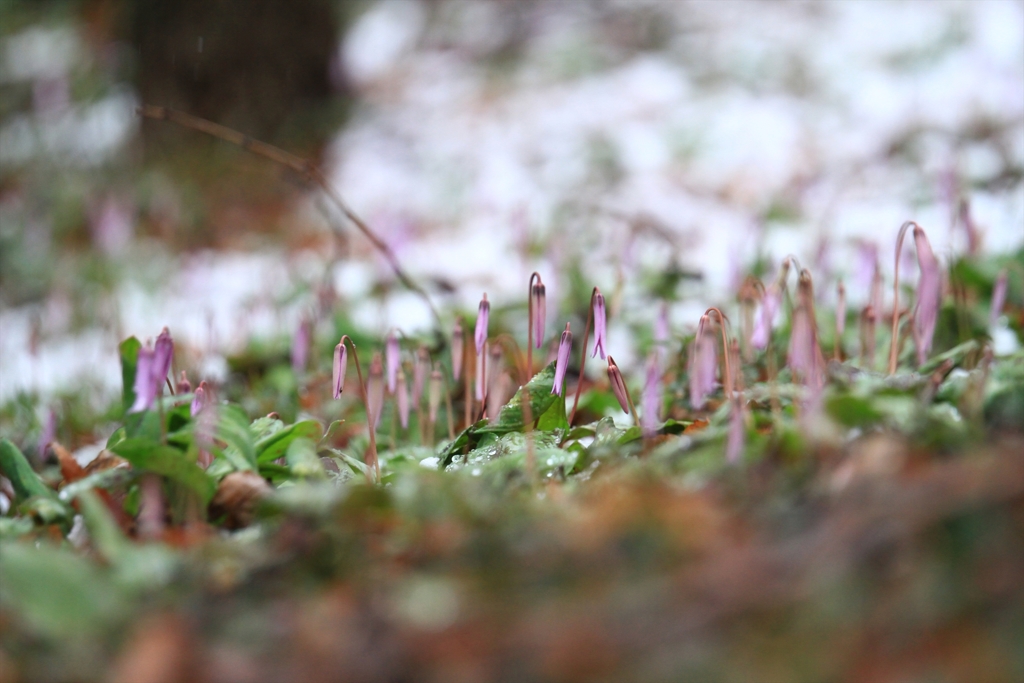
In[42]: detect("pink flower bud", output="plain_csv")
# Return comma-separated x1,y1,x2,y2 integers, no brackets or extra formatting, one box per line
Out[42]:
688,315,717,410
531,280,546,349
452,318,464,382
190,381,209,418
787,270,824,387
474,293,490,354
912,225,941,366
332,341,347,400
552,323,573,396
396,369,410,429
607,356,630,415
385,330,400,394
592,289,607,359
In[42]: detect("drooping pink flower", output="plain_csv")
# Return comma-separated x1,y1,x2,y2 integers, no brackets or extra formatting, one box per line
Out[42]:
990,269,1008,327
332,341,348,399
396,369,410,429
385,330,400,394
129,345,158,413
751,284,781,350
412,346,429,411
552,323,573,396
452,318,464,382
153,328,174,387
531,279,546,349
688,315,718,410
592,289,607,359
367,352,385,430
474,293,490,354
607,356,630,415
912,226,941,366
787,270,824,387
190,381,209,418
641,352,661,437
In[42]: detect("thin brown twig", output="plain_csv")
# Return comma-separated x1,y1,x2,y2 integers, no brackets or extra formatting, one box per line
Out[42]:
137,104,441,328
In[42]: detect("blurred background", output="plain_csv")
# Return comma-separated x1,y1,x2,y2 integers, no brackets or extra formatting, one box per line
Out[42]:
1,0,1022,403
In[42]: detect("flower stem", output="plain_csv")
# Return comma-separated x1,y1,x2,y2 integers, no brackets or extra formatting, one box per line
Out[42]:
569,287,598,426
888,221,917,374
342,336,378,483
705,307,734,401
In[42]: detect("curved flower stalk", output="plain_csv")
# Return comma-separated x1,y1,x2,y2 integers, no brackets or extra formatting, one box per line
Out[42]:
176,371,192,394
368,352,385,431
751,259,791,350
552,323,573,396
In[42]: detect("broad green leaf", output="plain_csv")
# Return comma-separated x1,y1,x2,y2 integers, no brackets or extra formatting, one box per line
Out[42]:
256,420,323,463
0,439,59,504
110,439,216,504
535,392,568,433
249,415,284,442
216,405,257,471
826,394,884,428
119,336,141,412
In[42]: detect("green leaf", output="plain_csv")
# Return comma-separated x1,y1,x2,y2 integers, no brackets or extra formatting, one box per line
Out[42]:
216,405,258,471
0,541,123,639
110,439,216,505
438,363,559,467
285,437,325,479
0,439,59,504
249,415,284,442
256,420,323,463
119,336,142,412
535,392,568,433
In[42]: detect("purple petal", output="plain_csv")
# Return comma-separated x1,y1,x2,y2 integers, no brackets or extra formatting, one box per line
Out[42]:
474,295,490,353
332,342,347,400
396,370,410,429
592,290,607,359
190,381,208,418
130,346,158,413
152,327,174,387
688,316,717,410
751,286,780,350
552,324,572,396
532,282,546,349
291,318,311,374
